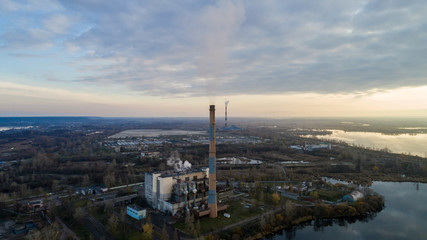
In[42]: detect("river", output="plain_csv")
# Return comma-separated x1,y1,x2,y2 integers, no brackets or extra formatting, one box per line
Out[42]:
307,130,427,157
271,181,427,240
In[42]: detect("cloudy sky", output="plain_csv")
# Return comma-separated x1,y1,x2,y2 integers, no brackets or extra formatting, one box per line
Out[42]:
1,0,427,117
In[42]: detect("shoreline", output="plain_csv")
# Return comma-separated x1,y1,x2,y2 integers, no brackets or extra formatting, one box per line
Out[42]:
211,194,385,240
322,174,427,185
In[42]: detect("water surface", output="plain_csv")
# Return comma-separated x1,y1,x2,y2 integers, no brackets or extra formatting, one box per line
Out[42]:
272,181,427,240
309,130,427,157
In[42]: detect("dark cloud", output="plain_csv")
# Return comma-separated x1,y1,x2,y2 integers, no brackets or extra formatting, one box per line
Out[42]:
2,0,427,96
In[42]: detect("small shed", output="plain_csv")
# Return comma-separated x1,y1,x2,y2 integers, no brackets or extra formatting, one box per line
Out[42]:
127,204,146,220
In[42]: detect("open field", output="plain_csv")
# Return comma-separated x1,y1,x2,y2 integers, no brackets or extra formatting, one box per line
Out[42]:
109,129,206,138
316,189,347,202
175,200,264,234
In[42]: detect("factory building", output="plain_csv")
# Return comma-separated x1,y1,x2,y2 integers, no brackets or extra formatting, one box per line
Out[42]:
144,168,230,216
145,168,211,216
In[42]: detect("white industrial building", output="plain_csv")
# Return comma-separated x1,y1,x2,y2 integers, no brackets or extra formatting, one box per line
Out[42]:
145,168,210,216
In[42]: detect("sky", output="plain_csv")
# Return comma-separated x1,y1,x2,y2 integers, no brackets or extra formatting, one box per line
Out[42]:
1,0,427,118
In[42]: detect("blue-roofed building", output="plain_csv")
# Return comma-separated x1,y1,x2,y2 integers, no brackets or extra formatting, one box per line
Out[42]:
127,204,146,220
220,125,242,131
342,191,364,202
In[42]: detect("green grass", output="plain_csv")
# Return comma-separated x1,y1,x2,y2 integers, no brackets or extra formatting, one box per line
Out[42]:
90,207,108,225
317,189,347,201
73,199,88,208
113,227,143,240
71,221,93,240
175,200,264,234
126,230,145,240
91,207,143,240
56,204,93,240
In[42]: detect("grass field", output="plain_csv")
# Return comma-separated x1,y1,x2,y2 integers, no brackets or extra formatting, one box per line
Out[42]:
113,227,143,240
71,221,93,240
90,206,143,240
90,207,108,224
175,200,264,234
317,189,347,201
72,199,88,208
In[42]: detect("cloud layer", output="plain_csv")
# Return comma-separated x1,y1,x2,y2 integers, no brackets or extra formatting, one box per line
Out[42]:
2,0,427,97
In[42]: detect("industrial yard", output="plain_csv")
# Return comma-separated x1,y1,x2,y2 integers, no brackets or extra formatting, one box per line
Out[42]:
1,105,423,239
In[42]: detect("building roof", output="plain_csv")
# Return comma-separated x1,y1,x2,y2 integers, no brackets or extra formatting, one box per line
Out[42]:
350,191,364,200
154,168,208,178
343,191,364,202
128,204,144,211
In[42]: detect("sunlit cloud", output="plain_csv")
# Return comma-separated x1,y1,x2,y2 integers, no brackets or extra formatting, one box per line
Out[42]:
1,0,427,116
1,79,426,117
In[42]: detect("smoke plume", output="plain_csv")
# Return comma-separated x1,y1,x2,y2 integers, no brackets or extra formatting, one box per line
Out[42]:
167,151,192,171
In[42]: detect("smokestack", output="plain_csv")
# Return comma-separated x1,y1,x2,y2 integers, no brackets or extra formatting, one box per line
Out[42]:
209,105,218,218
225,100,229,128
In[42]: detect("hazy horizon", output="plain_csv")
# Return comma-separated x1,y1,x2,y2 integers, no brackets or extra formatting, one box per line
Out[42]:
1,115,427,119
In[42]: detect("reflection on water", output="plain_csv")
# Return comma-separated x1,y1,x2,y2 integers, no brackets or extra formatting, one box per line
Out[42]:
311,130,427,157
271,182,427,240
0,126,33,132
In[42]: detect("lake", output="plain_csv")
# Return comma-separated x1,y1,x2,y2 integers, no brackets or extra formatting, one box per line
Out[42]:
271,181,427,240
308,130,427,157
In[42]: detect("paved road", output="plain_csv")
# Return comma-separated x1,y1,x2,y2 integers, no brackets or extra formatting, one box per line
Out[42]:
82,212,116,240
56,217,80,240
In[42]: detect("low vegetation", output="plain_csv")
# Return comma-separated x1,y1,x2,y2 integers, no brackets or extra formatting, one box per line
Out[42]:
217,194,384,239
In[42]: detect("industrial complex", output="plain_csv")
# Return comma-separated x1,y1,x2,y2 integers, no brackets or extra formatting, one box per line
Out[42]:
145,168,209,216
144,105,229,218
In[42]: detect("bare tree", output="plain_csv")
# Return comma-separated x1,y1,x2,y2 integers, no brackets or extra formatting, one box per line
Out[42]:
161,222,168,240
174,229,179,240
108,214,119,234
285,200,295,217
73,207,85,223
82,174,90,186
26,222,61,240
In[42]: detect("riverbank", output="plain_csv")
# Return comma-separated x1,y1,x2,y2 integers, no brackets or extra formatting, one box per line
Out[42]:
270,181,427,240
323,172,427,186
216,194,384,240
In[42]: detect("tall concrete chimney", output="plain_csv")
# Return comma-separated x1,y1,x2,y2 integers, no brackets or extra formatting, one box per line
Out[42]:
208,105,218,218
225,100,229,128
